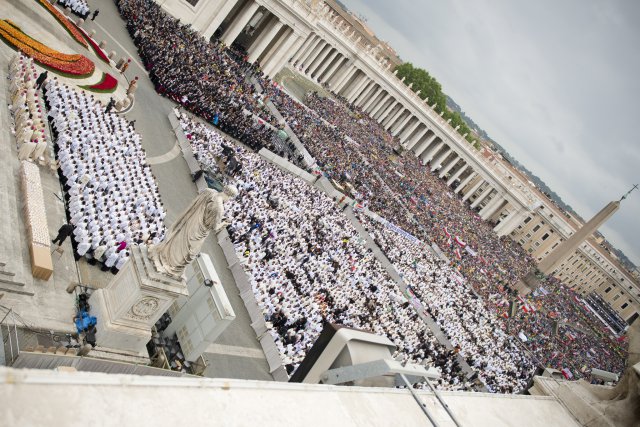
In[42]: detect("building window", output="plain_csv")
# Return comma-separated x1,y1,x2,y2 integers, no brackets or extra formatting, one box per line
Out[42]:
605,287,612,293
533,225,541,232
621,303,629,309
613,294,621,302
185,0,200,5
524,217,532,224
541,233,549,241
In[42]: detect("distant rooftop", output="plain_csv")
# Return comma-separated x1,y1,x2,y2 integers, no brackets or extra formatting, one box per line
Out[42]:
324,0,403,68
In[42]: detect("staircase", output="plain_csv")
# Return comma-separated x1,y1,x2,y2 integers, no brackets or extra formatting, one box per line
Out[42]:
0,262,33,296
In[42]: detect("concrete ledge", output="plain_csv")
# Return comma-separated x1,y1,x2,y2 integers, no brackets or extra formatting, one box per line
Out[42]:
216,228,285,382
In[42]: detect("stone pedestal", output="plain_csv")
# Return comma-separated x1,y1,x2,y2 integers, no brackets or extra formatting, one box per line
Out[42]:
91,246,188,355
514,271,542,296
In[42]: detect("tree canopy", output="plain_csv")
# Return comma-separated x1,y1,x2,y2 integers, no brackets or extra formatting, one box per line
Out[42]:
395,63,475,145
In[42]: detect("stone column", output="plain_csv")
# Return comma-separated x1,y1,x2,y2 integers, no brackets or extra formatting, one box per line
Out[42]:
221,0,260,46
431,146,453,171
415,133,437,157
311,46,335,78
248,17,284,63
479,193,503,219
314,49,340,81
295,35,320,65
265,32,302,78
455,171,477,194
304,42,329,74
299,36,323,68
202,0,241,40
461,177,484,201
447,164,468,186
361,86,384,112
406,127,428,151
422,140,445,164
369,93,391,118
391,112,413,135
333,65,357,93
322,56,346,85
341,71,364,98
438,155,459,178
354,81,377,106
260,27,290,71
346,76,370,102
539,201,620,274
385,107,406,131
471,184,493,209
376,100,398,123
494,208,528,236
400,120,421,144
471,187,495,209
291,34,314,63
431,147,452,170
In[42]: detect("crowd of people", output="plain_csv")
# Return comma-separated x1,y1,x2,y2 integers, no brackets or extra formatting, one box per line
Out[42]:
117,0,284,153
111,0,627,386
508,278,627,379
57,0,90,19
8,54,49,163
264,90,629,379
177,112,470,391
44,79,165,272
359,213,536,393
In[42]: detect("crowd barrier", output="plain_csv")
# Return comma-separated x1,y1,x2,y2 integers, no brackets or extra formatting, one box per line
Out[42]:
167,110,208,192
263,99,316,168
20,161,53,280
216,229,289,382
254,150,479,384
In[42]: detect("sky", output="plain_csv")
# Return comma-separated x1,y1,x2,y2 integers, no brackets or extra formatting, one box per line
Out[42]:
341,0,640,267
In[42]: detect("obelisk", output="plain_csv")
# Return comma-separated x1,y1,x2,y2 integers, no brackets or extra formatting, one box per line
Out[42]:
515,185,637,295
538,200,620,275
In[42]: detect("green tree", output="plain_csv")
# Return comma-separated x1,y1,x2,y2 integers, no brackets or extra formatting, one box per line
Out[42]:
395,63,473,144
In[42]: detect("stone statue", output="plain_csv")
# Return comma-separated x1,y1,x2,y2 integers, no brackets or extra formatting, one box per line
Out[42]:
585,320,640,426
537,320,640,426
149,186,238,278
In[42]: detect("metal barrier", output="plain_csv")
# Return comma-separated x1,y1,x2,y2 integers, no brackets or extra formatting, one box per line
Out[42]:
0,308,19,366
216,228,289,382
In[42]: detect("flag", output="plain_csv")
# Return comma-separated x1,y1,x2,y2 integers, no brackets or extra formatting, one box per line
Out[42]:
561,368,573,380
454,236,466,247
443,227,451,238
454,248,462,259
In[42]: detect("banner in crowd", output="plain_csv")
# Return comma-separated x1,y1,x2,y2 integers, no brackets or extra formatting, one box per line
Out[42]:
465,246,477,257
372,215,421,244
405,287,424,311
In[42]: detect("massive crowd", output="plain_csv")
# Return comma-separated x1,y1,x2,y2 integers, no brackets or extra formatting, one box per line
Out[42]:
178,112,472,391
510,278,627,379
270,91,627,381
111,0,627,386
360,213,536,392
118,0,281,151
57,0,90,18
45,79,165,272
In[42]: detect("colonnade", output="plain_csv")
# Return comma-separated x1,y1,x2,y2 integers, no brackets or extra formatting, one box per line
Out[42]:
161,0,532,239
